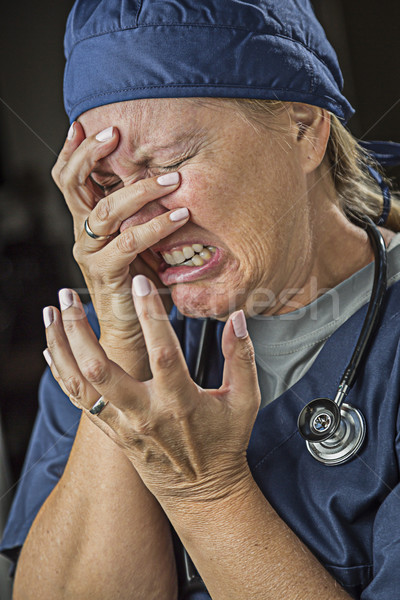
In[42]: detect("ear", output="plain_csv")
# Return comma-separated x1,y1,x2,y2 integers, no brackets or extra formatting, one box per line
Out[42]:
288,103,331,174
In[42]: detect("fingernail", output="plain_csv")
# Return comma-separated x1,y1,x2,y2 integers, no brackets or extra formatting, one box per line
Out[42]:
232,310,247,338
43,348,53,367
43,348,59,377
170,207,189,222
58,288,73,311
96,126,114,142
43,306,54,328
67,122,75,140
132,275,151,297
157,172,180,186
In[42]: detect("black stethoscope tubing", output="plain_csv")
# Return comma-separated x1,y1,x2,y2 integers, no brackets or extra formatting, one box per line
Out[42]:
338,215,387,391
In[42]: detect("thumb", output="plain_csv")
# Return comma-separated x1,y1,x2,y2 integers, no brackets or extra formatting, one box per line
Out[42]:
221,310,261,410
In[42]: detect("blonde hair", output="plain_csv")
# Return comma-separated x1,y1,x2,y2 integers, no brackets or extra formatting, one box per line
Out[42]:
222,98,400,231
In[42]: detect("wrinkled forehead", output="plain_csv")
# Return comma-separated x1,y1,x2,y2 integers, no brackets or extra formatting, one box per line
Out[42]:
81,98,202,134
78,98,231,151
77,98,223,172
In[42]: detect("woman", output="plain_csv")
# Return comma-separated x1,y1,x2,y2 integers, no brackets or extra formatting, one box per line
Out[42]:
2,1,400,598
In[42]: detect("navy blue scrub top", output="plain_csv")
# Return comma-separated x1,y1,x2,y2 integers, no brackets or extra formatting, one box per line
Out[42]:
2,281,400,599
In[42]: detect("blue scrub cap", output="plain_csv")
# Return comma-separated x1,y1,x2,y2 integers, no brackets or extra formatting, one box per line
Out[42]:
64,0,355,124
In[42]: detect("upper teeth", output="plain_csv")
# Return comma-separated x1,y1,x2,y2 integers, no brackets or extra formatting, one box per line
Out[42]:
162,244,216,266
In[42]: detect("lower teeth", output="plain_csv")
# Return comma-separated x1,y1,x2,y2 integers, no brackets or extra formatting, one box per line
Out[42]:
192,255,204,266
168,246,216,267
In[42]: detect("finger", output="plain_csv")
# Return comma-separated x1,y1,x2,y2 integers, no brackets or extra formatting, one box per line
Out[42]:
57,288,149,414
56,126,120,214
84,171,181,239
221,311,261,412
42,345,93,412
79,207,190,274
51,121,86,187
43,305,117,416
43,348,60,378
131,275,191,393
132,252,173,313
42,346,122,446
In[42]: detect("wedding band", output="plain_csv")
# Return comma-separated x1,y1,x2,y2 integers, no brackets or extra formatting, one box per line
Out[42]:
84,217,113,241
89,396,109,415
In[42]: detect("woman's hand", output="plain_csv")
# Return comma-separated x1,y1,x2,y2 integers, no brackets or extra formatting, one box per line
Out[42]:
43,276,261,507
51,122,189,377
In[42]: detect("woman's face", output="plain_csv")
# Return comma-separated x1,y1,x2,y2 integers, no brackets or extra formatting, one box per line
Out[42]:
79,98,311,319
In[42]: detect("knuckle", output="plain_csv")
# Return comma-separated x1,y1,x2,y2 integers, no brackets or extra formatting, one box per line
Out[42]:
64,375,84,400
46,337,59,356
95,198,112,224
80,358,109,385
152,345,179,371
116,229,137,254
72,242,83,263
51,164,60,186
62,317,78,336
236,340,256,364
57,166,68,188
161,404,192,424
134,417,153,437
148,218,164,237
138,177,155,196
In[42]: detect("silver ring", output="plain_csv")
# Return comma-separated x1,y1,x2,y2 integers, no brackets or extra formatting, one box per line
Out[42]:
84,217,113,241
89,396,109,416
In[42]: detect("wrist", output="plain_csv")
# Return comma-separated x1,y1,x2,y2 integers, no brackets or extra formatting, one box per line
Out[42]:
162,468,266,575
159,461,256,527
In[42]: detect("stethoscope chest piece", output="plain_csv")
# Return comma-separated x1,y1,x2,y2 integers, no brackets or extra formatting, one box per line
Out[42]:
298,399,366,466
297,397,341,443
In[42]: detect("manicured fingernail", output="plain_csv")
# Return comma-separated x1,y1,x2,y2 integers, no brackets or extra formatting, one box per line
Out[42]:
43,306,54,328
232,310,247,338
132,275,151,297
157,172,180,186
58,288,73,311
96,126,113,142
43,348,59,377
170,207,189,222
67,122,75,140
43,348,53,367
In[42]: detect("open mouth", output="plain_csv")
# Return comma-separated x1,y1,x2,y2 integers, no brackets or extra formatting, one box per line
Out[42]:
160,243,216,267
157,242,222,286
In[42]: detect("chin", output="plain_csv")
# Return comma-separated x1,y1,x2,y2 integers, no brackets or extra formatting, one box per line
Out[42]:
171,285,244,321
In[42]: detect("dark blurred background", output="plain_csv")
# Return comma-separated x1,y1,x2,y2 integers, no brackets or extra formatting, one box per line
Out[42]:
0,0,399,514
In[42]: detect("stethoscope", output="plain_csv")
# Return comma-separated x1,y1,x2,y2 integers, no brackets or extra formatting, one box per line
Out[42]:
297,215,387,466
177,215,388,596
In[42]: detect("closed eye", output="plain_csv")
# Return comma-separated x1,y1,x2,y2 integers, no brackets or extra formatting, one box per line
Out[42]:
160,159,186,170
89,175,122,195
89,155,191,194
151,156,193,173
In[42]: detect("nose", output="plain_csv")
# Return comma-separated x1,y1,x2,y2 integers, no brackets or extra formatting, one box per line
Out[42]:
119,193,182,231
126,198,168,227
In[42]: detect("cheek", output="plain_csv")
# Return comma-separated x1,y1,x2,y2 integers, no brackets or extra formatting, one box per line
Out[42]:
170,167,283,284
162,169,228,230
170,157,304,268
174,165,263,227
